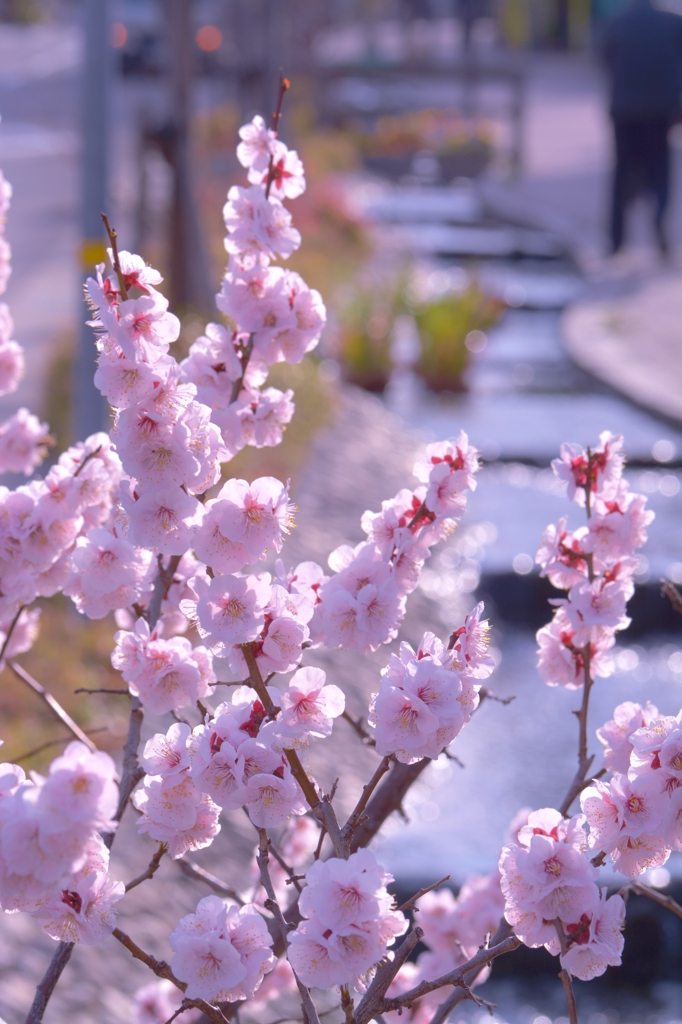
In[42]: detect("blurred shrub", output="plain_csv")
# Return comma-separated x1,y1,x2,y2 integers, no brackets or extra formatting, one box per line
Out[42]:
335,275,407,392
413,284,504,392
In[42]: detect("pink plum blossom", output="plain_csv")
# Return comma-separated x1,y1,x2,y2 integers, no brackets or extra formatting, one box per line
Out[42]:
558,890,625,981
597,701,659,774
170,895,275,1002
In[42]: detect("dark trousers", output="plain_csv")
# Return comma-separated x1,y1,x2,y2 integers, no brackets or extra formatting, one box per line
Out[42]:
610,116,671,253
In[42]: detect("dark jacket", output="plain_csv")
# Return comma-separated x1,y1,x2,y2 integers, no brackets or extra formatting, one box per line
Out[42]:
598,0,682,119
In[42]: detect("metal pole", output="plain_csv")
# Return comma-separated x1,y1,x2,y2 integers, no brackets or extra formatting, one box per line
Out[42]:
75,0,110,442
164,0,215,317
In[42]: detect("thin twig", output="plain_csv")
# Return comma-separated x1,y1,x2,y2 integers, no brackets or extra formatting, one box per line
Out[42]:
12,728,109,764
112,928,230,1024
619,880,682,920
426,920,514,1022
24,941,75,1024
125,843,167,892
73,444,102,477
256,829,321,1024
558,969,579,1024
341,709,376,746
264,76,290,199
163,1004,192,1024
101,213,129,300
9,662,96,752
178,858,245,905
662,578,682,616
478,687,515,707
230,335,254,403
397,876,451,914
376,936,521,1017
74,687,130,696
340,985,354,1024
558,643,595,817
343,756,392,839
350,757,431,852
269,841,303,894
103,695,144,849
148,554,182,631
240,641,321,813
0,604,25,663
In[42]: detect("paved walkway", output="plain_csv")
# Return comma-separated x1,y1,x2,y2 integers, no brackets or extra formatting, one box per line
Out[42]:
563,272,682,424
478,52,682,426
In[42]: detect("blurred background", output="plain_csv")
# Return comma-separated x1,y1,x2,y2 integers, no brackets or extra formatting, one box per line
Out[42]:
0,1,681,1021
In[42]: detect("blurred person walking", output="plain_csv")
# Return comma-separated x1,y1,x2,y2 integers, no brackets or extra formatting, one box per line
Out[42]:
598,0,682,255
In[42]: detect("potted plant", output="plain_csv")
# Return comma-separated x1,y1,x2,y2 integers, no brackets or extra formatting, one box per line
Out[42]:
360,109,494,181
336,282,401,392
413,282,504,392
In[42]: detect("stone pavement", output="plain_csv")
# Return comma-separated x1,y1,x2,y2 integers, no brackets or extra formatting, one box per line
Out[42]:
562,272,682,424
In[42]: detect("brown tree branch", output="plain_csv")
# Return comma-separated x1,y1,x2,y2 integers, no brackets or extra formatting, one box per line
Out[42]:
0,603,25,663
9,661,97,752
426,920,514,1024
112,927,230,1024
350,757,431,852
352,927,424,1024
343,756,393,842
376,935,521,1017
12,728,108,764
558,969,579,1024
101,213,129,299
73,444,102,477
230,335,254,403
24,941,75,1024
558,644,595,817
240,641,323,815
256,829,321,1024
341,709,376,746
397,876,451,914
74,687,130,696
103,694,144,849
148,554,182,631
619,880,682,920
178,858,245,905
125,843,167,892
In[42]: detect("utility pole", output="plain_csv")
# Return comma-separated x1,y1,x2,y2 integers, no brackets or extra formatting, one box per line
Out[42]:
75,0,110,442
163,0,215,317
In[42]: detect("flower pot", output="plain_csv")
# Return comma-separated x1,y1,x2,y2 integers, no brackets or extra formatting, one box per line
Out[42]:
416,368,467,393
343,368,390,393
438,144,491,180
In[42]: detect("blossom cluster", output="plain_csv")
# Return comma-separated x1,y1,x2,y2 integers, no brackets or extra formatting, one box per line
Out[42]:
0,433,124,658
581,700,682,878
112,617,215,714
499,807,624,981
0,742,124,943
289,849,407,988
312,435,480,653
132,665,345,854
500,432,658,983
170,894,275,1003
180,114,323,459
536,431,653,689
369,602,493,762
